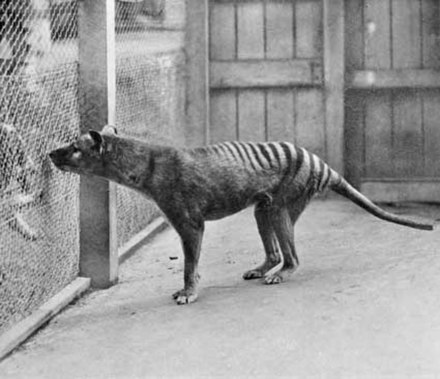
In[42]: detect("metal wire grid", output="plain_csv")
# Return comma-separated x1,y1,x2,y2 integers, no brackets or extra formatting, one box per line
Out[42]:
114,1,186,248
115,0,185,36
1,0,187,332
0,0,80,333
115,49,186,247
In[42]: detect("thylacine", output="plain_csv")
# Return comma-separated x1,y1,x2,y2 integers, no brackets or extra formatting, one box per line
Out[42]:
49,126,436,304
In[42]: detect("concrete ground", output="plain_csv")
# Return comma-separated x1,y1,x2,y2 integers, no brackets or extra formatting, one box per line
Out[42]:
1,199,440,378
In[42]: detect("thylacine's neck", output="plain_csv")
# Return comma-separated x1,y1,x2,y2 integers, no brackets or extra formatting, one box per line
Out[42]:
100,136,180,198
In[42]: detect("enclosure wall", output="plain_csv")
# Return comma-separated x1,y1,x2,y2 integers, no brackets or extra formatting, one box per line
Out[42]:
0,0,186,334
0,0,80,334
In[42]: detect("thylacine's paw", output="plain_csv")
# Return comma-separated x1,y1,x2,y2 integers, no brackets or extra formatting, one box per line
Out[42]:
264,266,297,285
172,289,198,305
242,269,265,280
243,260,281,280
264,273,283,285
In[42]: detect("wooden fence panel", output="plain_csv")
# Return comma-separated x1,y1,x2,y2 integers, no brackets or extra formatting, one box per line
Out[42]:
265,1,294,59
295,0,325,158
205,0,440,201
209,0,325,157
210,90,237,143
344,0,440,201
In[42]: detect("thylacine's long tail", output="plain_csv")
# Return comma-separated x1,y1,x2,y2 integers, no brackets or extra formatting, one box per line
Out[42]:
284,144,436,231
197,140,436,231
328,173,435,231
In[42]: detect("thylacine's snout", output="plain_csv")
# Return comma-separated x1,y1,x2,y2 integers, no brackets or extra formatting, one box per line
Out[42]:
48,147,70,170
48,149,61,165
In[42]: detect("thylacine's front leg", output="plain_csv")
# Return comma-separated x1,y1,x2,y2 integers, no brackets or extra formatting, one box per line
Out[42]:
243,201,282,280
170,215,204,305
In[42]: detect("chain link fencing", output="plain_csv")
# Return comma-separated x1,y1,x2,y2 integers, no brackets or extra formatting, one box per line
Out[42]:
115,0,186,247
0,0,80,334
1,0,186,334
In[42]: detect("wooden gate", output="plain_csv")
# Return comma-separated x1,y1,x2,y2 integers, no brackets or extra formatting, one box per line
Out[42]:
345,0,440,202
208,0,344,173
185,0,440,202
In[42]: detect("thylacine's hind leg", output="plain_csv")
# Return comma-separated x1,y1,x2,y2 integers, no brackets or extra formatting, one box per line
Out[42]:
243,202,282,280
264,194,310,284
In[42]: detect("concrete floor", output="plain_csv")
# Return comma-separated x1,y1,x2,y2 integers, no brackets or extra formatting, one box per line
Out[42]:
1,199,440,378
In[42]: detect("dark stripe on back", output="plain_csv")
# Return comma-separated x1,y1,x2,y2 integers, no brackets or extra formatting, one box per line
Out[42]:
221,142,237,159
291,145,304,180
308,151,315,185
279,142,293,175
248,143,266,170
238,142,258,171
318,158,326,189
268,143,281,168
230,141,248,167
210,145,222,155
257,143,272,168
230,141,246,163
322,166,332,189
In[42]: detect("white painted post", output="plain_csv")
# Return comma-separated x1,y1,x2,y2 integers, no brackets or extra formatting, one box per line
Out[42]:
78,0,118,287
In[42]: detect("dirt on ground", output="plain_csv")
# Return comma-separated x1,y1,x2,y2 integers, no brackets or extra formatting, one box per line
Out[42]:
1,199,440,378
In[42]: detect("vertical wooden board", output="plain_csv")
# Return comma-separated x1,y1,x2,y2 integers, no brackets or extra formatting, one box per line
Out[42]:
392,90,424,177
344,92,365,188
210,2,236,60
238,90,265,141
421,0,440,68
185,0,209,146
364,93,393,177
265,1,294,59
210,90,237,143
267,89,295,142
364,0,391,69
345,0,364,70
295,0,322,58
237,2,264,59
422,90,440,176
323,0,345,174
391,0,421,68
295,89,325,158
391,2,423,178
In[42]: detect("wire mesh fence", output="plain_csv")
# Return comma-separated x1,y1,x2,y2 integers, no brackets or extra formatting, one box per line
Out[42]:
0,0,80,333
114,0,186,247
1,0,186,333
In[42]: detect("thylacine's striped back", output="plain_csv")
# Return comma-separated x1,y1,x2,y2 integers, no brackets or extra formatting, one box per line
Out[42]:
196,141,339,194
194,141,435,230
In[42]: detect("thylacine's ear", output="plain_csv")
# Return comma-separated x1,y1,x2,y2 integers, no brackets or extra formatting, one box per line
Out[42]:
88,130,105,154
89,130,103,146
102,125,118,135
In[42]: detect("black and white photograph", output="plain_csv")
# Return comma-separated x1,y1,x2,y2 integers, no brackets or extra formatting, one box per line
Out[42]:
0,0,439,377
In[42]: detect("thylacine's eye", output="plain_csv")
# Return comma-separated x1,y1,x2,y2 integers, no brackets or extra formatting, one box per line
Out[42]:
71,145,82,160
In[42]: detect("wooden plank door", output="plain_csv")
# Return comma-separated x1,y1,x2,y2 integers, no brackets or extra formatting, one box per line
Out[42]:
345,0,440,202
208,0,344,173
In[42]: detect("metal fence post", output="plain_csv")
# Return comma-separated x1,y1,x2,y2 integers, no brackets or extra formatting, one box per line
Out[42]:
78,0,118,287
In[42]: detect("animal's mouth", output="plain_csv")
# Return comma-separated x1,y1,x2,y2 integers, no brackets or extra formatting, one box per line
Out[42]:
48,153,71,172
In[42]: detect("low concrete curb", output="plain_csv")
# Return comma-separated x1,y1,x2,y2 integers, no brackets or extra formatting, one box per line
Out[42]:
118,217,169,264
0,277,91,361
0,218,169,362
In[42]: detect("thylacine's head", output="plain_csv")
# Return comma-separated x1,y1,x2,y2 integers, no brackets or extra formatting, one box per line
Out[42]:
48,125,167,193
49,125,118,178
